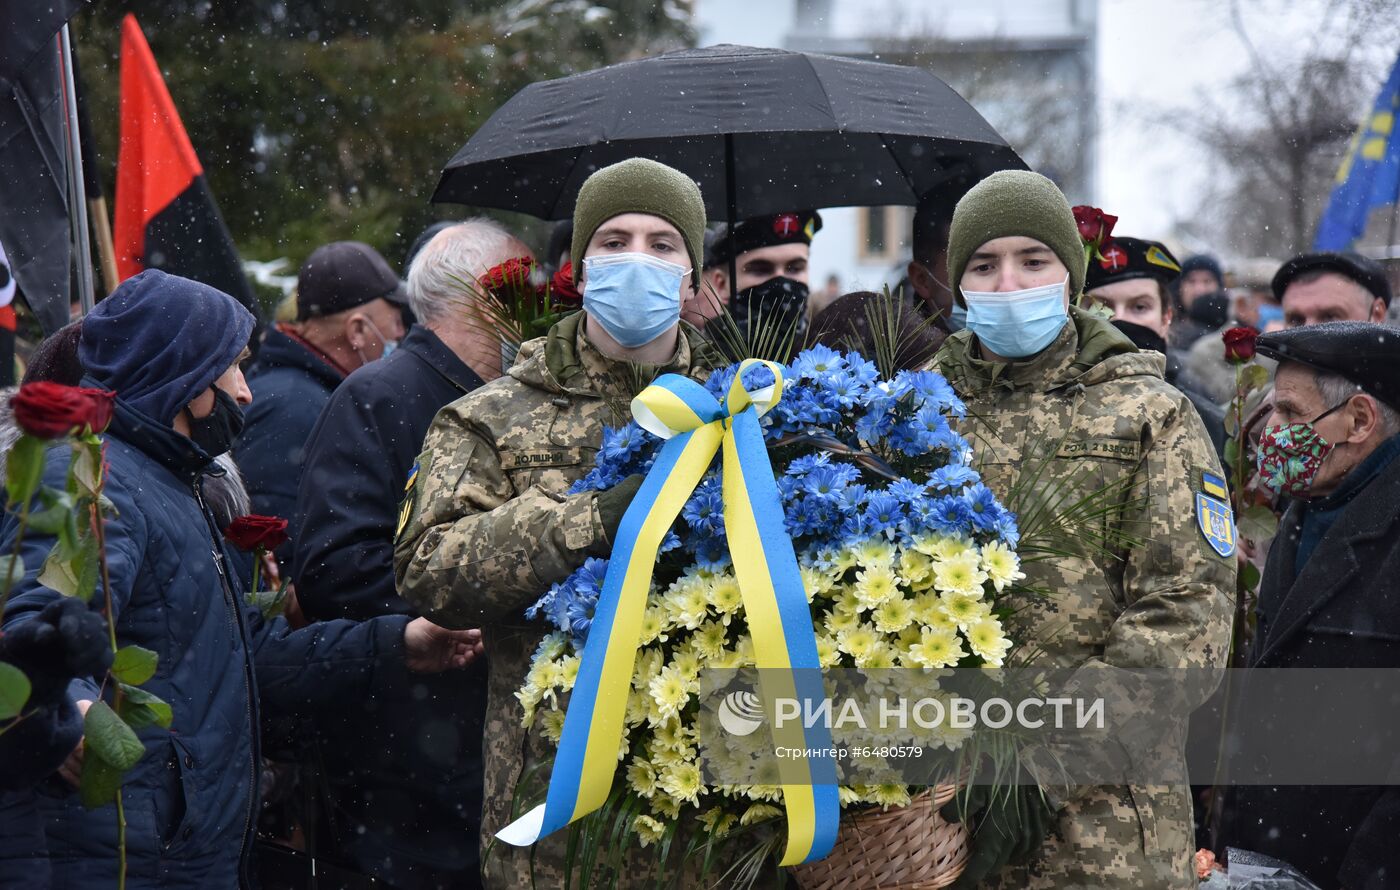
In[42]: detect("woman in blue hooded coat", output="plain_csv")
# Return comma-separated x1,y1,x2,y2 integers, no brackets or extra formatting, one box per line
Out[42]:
0,270,478,888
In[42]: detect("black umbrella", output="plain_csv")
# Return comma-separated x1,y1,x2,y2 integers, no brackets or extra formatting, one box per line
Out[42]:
433,44,1025,223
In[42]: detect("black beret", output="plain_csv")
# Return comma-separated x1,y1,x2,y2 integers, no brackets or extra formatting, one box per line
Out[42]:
1255,321,1400,412
707,211,822,268
1271,251,1391,306
1084,236,1182,291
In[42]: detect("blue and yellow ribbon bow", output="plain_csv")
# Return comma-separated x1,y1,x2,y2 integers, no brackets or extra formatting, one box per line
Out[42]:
498,360,840,866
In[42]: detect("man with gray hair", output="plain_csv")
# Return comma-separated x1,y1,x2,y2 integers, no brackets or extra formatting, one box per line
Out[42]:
290,218,531,888
1222,321,1400,888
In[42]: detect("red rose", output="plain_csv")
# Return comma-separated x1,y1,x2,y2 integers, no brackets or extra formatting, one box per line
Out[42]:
224,514,290,552
479,256,535,293
1222,326,1258,363
546,262,583,307
10,383,116,439
1072,205,1118,246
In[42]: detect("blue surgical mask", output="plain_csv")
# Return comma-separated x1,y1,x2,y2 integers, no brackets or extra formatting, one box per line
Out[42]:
582,253,688,348
363,318,400,361
961,276,1069,359
948,301,967,332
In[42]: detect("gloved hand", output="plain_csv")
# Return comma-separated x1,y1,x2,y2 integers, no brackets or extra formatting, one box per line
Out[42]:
940,781,1059,888
0,598,113,712
595,474,645,543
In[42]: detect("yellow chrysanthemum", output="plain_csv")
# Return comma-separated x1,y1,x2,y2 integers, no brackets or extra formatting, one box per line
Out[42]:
906,626,966,669
799,565,829,601
638,606,665,645
633,647,664,691
929,536,977,562
837,786,863,806
627,759,658,797
625,689,650,727
710,576,743,614
816,633,842,667
896,624,923,650
854,537,896,569
827,546,859,576
898,547,935,588
698,807,737,839
872,597,915,633
858,783,913,808
651,794,683,820
539,709,566,743
854,565,899,609
832,586,863,615
633,814,666,846
653,717,693,754
658,762,704,806
558,655,580,691
693,620,729,658
537,631,567,661
938,590,992,631
824,608,859,636
859,644,898,669
739,803,783,825
966,617,1013,667
933,550,988,597
980,540,1025,592
649,665,691,722
838,627,879,662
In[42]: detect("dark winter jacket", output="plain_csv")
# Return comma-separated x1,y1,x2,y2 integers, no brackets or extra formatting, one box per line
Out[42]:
237,326,345,551
0,396,411,889
1224,437,1400,890
292,324,487,887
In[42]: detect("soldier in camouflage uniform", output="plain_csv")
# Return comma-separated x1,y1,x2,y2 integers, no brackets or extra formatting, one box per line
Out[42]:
933,171,1236,889
394,159,726,888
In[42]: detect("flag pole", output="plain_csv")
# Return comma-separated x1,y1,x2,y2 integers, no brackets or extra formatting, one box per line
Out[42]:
58,24,95,316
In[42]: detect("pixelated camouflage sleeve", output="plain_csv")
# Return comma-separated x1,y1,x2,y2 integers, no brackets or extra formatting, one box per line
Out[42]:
393,405,605,629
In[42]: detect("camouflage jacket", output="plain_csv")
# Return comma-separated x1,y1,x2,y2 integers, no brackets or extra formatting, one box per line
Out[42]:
394,312,726,888
935,309,1236,889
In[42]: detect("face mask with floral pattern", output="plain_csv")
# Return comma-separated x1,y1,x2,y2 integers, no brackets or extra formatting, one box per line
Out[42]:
1255,402,1346,497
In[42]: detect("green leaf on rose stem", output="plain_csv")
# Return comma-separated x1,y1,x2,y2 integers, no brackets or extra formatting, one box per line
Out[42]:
69,441,103,497
79,751,123,810
5,436,45,507
1240,560,1261,596
37,531,99,602
116,682,172,730
0,661,32,720
1239,504,1279,542
1223,437,1241,473
111,645,158,686
1223,406,1240,438
1243,363,1271,393
83,699,145,771
26,487,76,536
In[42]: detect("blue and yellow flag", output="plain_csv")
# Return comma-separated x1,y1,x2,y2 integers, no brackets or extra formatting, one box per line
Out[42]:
1314,51,1400,250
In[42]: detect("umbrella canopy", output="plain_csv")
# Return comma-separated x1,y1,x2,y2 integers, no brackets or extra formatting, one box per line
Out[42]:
434,44,1025,222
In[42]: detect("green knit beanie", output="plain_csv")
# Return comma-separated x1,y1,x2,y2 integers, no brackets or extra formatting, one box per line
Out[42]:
571,158,706,287
946,170,1087,305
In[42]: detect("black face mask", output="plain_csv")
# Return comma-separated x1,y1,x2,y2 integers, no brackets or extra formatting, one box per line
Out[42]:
731,276,810,343
185,388,245,456
1110,319,1168,355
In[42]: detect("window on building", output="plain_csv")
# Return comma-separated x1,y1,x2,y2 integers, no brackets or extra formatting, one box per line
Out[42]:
857,206,914,263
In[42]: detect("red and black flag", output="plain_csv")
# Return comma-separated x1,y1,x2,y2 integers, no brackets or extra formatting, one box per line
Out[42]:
114,14,254,309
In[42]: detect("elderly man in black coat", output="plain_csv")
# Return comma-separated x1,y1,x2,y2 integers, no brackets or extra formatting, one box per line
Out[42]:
291,219,531,889
1223,322,1400,890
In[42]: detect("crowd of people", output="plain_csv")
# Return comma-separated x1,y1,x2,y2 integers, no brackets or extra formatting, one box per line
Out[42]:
1,150,1398,890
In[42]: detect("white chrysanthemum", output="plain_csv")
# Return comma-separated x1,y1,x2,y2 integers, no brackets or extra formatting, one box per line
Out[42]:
898,547,934,587
710,575,743,614
648,665,691,722
854,538,896,569
633,814,666,846
854,565,900,609
816,633,842,667
837,627,880,662
824,607,859,636
928,536,977,563
980,540,1025,592
933,550,988,597
872,596,915,633
693,620,728,658
905,626,966,669
627,759,657,797
966,617,1013,667
938,590,992,631
658,762,704,806
799,565,829,601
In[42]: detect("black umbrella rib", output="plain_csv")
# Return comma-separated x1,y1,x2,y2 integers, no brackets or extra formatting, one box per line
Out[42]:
801,52,841,130
880,133,920,195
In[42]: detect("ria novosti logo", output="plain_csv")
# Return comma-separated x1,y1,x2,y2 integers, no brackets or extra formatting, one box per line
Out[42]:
717,690,765,736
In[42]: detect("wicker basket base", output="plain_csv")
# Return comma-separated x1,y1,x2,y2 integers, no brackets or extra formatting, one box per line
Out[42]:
788,786,969,890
